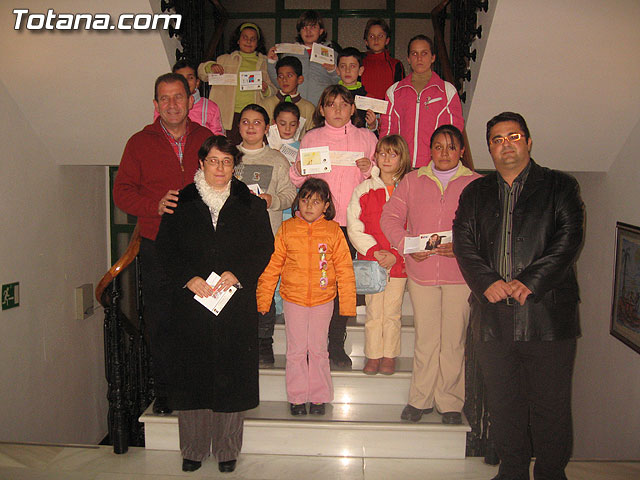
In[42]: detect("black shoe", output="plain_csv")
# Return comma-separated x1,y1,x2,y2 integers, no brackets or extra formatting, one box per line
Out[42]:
328,333,352,370
258,338,275,366
441,411,462,424
309,402,326,415
290,403,307,416
218,459,237,472
400,404,434,422
152,396,173,415
182,458,201,472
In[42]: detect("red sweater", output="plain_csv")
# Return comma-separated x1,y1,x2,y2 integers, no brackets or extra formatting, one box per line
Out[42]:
361,50,405,100
113,118,213,240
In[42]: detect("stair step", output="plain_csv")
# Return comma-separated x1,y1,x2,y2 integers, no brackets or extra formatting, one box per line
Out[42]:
259,355,413,404
273,315,416,358
141,401,470,459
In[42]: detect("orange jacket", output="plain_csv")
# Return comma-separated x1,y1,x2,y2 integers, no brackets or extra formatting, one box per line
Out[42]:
257,215,356,316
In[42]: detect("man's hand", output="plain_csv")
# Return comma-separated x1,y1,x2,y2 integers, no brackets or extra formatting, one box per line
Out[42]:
258,193,272,208
373,249,396,269
158,189,179,215
321,63,335,72
356,157,371,173
507,279,532,306
483,280,512,303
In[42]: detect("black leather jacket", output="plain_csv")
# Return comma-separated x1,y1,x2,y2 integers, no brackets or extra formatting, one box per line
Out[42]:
452,160,585,341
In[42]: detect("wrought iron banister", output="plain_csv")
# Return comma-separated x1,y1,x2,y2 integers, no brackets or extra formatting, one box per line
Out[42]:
431,0,485,171
96,224,151,454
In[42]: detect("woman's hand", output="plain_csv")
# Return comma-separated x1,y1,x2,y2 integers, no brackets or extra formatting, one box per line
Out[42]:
373,250,396,269
356,157,371,173
435,242,455,258
294,159,302,175
410,251,431,262
213,271,240,293
158,189,180,215
187,276,214,297
209,63,224,74
258,193,272,208
267,46,278,61
261,81,269,93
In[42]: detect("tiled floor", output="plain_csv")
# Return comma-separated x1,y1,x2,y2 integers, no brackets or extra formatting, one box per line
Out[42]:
0,443,638,479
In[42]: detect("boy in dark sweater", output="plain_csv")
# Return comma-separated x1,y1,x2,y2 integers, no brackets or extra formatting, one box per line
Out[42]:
337,47,376,131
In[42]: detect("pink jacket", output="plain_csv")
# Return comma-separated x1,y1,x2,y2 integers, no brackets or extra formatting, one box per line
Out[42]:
154,92,224,136
379,72,463,168
290,121,377,226
380,163,481,285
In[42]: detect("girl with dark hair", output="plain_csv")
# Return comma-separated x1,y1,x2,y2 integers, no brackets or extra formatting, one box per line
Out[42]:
290,84,377,369
257,178,356,416
198,22,275,143
379,34,464,168
266,10,339,106
234,104,297,365
155,134,274,473
380,124,480,425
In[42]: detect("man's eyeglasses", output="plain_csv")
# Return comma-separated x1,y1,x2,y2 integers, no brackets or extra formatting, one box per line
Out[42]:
491,133,525,146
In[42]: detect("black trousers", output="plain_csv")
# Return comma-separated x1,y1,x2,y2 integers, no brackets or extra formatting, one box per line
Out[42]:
475,313,576,480
139,237,172,397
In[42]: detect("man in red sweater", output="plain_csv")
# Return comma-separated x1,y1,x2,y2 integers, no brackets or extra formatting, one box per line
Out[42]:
113,73,213,415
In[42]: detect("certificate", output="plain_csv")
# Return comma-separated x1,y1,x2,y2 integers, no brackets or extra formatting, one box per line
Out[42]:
247,184,262,195
239,71,262,91
279,143,299,165
194,271,237,316
275,43,306,55
330,151,364,167
310,42,334,64
403,230,452,254
300,146,331,175
208,73,237,86
355,95,389,114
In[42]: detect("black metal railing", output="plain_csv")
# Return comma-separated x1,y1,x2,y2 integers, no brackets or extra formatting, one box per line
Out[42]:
97,227,152,454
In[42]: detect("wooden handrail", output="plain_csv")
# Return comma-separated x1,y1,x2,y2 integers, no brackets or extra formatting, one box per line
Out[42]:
431,0,475,171
95,224,141,308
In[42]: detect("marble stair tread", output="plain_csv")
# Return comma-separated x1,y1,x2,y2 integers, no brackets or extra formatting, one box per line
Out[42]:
141,401,469,430
141,401,469,458
260,354,413,376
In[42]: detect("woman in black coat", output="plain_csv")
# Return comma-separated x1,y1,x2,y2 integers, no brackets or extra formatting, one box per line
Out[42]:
155,135,274,473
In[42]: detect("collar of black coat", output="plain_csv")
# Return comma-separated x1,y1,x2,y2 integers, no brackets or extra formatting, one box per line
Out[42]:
179,176,253,206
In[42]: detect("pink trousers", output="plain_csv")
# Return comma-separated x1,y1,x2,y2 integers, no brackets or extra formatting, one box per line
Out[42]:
283,299,334,404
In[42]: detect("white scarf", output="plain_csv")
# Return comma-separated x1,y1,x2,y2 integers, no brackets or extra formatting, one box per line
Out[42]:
194,169,231,228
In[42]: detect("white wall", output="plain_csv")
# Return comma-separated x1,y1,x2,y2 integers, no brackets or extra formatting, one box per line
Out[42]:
0,79,108,443
571,118,640,459
0,0,175,444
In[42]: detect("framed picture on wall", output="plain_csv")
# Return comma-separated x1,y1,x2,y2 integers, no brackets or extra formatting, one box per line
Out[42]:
611,222,640,354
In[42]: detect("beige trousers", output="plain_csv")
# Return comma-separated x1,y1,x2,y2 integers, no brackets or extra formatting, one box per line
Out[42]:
407,280,470,412
364,277,407,358
178,409,244,463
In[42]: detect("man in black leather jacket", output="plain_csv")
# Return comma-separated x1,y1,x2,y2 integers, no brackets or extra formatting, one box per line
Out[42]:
453,112,584,480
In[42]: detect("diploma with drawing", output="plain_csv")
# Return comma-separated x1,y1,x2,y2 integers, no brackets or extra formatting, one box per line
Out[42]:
194,271,237,316
403,230,452,254
300,146,331,175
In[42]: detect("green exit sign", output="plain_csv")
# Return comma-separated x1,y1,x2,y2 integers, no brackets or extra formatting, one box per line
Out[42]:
2,282,20,310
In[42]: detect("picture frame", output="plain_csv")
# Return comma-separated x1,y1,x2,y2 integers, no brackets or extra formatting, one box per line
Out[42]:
610,222,640,354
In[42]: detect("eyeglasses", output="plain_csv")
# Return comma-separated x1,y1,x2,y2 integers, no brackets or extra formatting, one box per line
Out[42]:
204,157,234,167
491,133,525,146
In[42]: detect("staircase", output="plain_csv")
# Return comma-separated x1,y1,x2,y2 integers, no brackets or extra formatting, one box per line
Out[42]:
140,292,470,459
